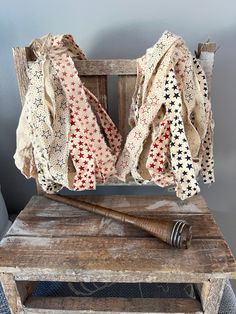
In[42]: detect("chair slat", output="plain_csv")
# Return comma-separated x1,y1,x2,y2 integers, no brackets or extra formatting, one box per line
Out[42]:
74,59,137,75
12,48,29,105
81,76,108,109
118,75,136,139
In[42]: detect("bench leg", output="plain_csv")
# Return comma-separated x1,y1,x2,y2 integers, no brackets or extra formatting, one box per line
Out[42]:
198,278,225,314
0,273,24,314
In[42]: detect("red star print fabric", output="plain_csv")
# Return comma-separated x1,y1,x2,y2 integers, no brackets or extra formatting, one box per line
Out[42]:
14,34,122,193
51,37,121,191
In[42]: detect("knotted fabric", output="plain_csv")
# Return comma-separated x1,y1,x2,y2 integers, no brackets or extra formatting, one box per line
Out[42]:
14,34,122,193
116,31,215,200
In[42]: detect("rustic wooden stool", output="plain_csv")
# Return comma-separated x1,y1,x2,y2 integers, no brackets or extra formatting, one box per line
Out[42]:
0,42,235,314
0,195,236,313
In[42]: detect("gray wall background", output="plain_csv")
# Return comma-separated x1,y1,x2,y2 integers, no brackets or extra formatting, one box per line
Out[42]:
0,0,235,290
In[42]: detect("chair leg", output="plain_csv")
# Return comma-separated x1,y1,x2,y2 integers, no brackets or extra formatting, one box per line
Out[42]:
0,273,24,314
198,278,225,314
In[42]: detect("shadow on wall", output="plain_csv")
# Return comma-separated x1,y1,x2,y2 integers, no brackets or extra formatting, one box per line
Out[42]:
199,27,236,292
85,22,204,59
200,27,236,213
0,22,235,214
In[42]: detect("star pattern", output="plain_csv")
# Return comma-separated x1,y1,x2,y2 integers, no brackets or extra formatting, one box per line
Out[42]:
52,35,122,191
148,119,174,187
192,58,215,184
23,60,63,192
147,69,200,199
116,31,215,200
14,32,215,200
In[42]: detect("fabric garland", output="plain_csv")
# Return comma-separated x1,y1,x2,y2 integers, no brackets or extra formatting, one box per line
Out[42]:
14,31,215,200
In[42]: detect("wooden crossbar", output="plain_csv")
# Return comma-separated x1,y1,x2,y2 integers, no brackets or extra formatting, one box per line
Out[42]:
73,59,137,75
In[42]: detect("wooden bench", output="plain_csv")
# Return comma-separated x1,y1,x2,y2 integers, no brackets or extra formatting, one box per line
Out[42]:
0,42,235,313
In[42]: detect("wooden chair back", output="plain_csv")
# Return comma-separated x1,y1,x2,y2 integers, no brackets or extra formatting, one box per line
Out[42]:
13,48,137,139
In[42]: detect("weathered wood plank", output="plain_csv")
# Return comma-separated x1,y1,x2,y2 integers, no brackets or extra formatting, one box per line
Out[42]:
197,42,217,56
0,237,235,282
12,47,36,103
20,195,210,215
73,59,137,75
12,47,30,105
7,212,222,239
16,280,37,308
118,75,136,139
80,75,108,109
24,296,202,313
0,273,23,314
7,194,217,241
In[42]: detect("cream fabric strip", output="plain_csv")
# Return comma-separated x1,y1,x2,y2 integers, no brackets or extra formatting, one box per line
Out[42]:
199,51,215,184
116,31,183,182
53,47,121,190
14,59,69,192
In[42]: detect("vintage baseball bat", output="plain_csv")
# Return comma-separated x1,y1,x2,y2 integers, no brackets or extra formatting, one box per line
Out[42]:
46,194,192,249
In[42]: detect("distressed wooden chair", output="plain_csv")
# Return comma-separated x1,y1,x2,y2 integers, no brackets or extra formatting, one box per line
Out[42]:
0,42,235,314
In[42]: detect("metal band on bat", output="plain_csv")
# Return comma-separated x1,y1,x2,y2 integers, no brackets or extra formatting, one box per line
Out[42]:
176,221,186,248
170,220,187,248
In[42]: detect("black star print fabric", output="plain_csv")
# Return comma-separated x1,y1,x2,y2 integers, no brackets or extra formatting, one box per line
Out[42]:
146,69,200,199
117,31,215,200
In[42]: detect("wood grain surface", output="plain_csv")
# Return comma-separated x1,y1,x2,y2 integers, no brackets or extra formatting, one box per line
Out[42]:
0,195,235,284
